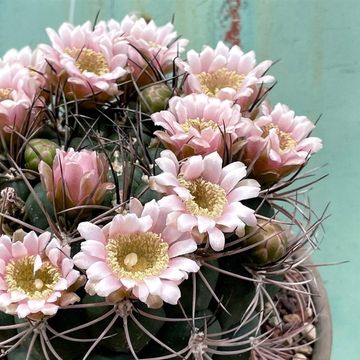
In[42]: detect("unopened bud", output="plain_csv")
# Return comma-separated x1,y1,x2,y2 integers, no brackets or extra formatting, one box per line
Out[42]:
140,84,172,113
24,138,59,171
242,219,288,266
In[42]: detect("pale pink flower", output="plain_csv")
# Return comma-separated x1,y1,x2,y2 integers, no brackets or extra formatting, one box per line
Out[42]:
39,148,114,213
0,63,40,140
152,93,253,158
150,151,260,251
108,15,188,83
0,231,80,318
178,41,273,106
40,22,128,99
0,46,48,93
74,199,199,307
241,102,323,185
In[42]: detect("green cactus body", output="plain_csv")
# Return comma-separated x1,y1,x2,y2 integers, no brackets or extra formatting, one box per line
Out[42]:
24,139,59,171
83,295,165,353
11,309,89,360
0,312,17,343
0,179,30,201
168,260,219,315
215,256,257,331
88,354,134,360
24,182,55,230
140,308,221,357
243,219,288,266
7,348,37,360
140,84,172,113
68,137,94,151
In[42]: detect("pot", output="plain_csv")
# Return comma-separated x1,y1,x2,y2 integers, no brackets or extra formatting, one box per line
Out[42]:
310,265,332,360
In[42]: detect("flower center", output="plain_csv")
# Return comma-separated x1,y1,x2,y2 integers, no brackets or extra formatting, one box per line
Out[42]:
0,88,13,101
261,123,297,151
106,232,169,281
197,68,245,96
148,41,161,50
5,256,61,300
181,118,218,133
65,47,109,76
180,178,227,218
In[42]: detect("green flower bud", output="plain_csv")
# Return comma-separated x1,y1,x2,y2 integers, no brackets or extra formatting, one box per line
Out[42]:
140,84,172,113
243,219,288,266
24,139,59,171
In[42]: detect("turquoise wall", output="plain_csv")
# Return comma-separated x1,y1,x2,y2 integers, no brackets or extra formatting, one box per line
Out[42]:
0,0,358,358
241,2,360,359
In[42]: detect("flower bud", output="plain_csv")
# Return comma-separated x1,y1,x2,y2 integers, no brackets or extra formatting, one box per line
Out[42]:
24,138,58,171
38,148,114,215
242,219,288,266
140,84,172,113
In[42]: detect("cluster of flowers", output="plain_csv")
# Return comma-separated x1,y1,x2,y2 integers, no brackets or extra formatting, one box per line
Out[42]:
0,13,322,345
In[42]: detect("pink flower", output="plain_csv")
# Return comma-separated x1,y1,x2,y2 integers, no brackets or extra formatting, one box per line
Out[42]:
40,22,128,99
150,151,260,251
178,41,273,106
152,93,253,158
0,46,48,93
241,102,323,185
0,231,80,318
108,15,188,83
0,63,40,140
73,199,199,307
39,148,114,213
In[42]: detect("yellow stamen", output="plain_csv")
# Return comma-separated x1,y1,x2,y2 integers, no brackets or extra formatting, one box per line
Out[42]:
180,178,227,218
65,47,109,76
106,232,169,281
5,256,61,299
197,68,245,96
0,88,12,101
181,117,218,133
262,123,297,151
148,41,160,49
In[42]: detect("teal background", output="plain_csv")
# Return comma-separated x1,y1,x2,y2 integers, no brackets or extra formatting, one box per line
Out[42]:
0,0,358,358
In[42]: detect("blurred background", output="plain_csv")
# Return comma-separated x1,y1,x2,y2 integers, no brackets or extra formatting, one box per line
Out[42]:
0,0,358,358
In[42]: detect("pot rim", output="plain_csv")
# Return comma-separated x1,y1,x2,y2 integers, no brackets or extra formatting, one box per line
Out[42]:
308,264,332,360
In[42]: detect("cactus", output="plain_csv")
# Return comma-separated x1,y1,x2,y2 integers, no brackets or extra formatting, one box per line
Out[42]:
140,83,172,113
0,16,327,360
242,219,288,266
24,138,59,171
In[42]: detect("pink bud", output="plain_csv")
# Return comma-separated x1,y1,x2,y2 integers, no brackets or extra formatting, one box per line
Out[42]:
39,148,114,214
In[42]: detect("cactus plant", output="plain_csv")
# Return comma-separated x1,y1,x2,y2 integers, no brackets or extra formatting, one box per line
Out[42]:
0,14,329,360
24,139,59,171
